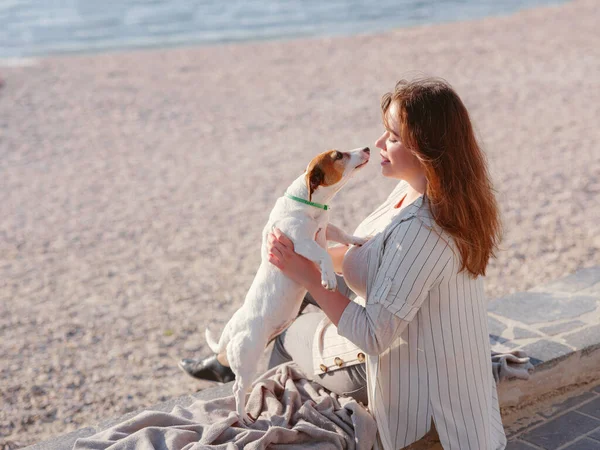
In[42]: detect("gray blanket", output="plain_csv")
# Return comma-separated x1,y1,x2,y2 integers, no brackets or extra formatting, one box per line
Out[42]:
73,363,377,450
492,350,535,383
73,351,533,450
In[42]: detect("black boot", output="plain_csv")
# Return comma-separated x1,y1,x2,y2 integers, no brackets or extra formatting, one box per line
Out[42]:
178,354,235,383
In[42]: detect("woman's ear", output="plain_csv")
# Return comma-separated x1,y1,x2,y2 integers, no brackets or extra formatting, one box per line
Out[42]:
306,166,324,201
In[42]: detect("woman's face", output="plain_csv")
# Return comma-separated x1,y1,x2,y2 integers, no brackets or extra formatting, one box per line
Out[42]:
375,103,425,181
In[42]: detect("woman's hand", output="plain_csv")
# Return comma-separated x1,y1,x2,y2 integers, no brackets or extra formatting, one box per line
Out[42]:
267,228,320,288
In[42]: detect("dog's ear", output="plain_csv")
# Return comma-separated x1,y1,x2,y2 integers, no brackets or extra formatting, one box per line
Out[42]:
306,165,324,202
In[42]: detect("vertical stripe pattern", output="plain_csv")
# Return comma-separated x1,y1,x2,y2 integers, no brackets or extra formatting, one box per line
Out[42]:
312,181,507,450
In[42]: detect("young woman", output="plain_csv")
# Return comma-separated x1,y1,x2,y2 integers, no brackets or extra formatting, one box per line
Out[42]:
181,77,506,450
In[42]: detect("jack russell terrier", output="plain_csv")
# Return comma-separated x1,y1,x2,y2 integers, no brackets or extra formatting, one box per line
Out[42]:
205,147,370,424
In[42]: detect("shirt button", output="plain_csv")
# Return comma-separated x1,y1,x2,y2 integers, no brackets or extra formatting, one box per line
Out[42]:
319,364,328,373
357,352,365,363
334,357,343,367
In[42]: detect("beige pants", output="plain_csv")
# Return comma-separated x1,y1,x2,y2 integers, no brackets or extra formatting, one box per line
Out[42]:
268,310,368,405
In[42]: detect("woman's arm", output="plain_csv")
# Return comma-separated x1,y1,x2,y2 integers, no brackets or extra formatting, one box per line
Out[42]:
304,275,351,326
337,301,408,356
267,229,407,350
269,218,453,356
268,229,350,325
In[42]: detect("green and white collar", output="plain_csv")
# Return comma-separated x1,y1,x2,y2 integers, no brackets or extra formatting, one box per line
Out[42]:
284,193,329,211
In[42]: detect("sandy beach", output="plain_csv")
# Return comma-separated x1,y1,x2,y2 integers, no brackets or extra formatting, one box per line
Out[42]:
0,0,599,446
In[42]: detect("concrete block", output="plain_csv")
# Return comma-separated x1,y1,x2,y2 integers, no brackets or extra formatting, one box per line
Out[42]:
540,320,586,336
519,339,573,365
588,426,600,441
505,414,546,439
505,440,540,449
490,335,518,352
521,411,599,449
488,292,597,325
563,325,600,351
578,397,600,419
497,348,600,409
537,391,597,419
561,438,600,449
488,316,508,336
513,328,543,339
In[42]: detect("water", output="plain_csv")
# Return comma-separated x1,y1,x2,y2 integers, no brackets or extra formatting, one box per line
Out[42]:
0,0,567,59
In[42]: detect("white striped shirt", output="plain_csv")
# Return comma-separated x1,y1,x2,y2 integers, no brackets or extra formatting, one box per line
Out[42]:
313,181,507,450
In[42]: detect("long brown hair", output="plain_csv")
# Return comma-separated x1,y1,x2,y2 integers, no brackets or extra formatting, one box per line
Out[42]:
381,77,502,277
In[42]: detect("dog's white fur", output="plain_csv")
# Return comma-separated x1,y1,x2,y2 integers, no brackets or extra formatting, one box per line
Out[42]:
205,147,370,423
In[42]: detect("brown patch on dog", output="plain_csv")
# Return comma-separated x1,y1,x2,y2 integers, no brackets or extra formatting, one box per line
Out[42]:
306,150,346,201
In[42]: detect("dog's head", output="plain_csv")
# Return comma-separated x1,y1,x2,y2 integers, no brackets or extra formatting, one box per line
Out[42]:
305,147,370,201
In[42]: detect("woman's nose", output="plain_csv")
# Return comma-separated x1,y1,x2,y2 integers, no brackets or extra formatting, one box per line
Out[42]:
375,134,386,150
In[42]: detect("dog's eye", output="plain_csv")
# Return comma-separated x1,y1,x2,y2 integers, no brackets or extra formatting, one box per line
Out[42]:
333,151,343,160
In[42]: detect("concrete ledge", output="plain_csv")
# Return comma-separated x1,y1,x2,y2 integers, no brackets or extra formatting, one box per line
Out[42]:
28,266,600,449
498,346,600,408
492,266,600,408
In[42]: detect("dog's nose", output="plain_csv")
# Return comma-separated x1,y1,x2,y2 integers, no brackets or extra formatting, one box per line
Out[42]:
362,147,370,154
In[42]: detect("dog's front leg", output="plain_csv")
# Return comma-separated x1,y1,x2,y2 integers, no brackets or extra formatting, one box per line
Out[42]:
326,223,369,247
294,240,338,291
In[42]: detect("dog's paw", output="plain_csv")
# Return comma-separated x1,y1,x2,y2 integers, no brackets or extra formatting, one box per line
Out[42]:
321,272,338,291
350,235,371,247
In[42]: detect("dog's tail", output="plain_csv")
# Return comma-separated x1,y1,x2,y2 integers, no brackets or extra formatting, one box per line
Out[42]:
205,323,229,354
